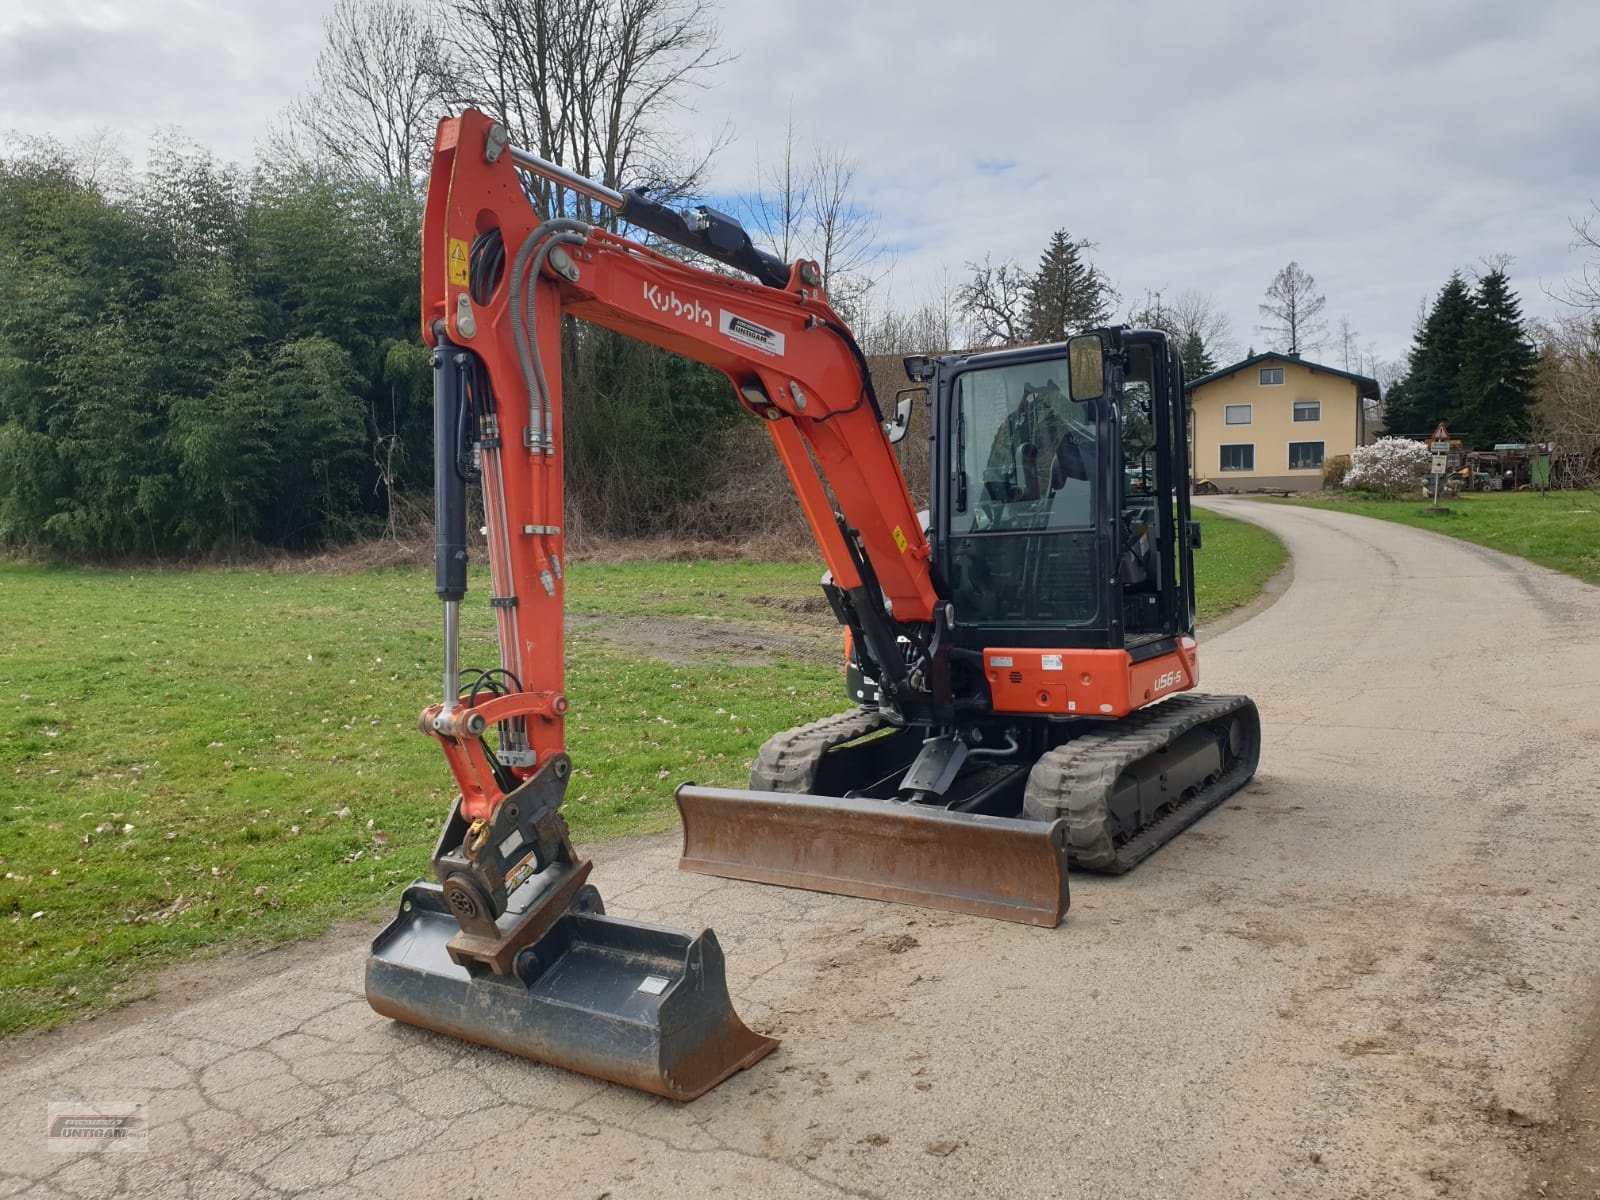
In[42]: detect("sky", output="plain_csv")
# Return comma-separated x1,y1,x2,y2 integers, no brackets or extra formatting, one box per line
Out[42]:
3,0,1598,371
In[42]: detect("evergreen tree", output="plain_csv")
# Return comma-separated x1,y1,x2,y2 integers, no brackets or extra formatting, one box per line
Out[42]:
1179,331,1216,382
1386,273,1474,438
1023,230,1114,341
1460,268,1537,445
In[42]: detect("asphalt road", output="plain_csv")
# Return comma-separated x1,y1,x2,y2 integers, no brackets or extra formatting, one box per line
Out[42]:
6,497,1600,1199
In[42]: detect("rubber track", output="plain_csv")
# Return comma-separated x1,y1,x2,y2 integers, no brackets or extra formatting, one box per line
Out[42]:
1023,693,1260,874
750,707,887,793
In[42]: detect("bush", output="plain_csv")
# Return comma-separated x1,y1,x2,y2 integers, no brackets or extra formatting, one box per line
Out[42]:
1343,437,1431,496
1322,454,1351,489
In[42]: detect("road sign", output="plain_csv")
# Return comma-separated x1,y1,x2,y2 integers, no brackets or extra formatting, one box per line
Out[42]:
1432,421,1451,443
1432,452,1449,474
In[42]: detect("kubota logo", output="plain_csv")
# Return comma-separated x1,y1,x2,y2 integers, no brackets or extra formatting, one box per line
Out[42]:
643,282,712,327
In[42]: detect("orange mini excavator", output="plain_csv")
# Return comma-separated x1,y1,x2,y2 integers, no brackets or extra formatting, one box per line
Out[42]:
366,109,1259,1099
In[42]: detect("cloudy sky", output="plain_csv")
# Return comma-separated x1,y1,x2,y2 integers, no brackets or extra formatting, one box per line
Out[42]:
3,0,1598,368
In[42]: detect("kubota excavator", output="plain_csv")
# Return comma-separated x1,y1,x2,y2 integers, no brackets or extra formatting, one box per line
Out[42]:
366,109,1260,1100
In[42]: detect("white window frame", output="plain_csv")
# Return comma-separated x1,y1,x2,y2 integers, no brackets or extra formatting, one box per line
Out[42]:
1293,399,1321,422
1224,403,1252,425
1219,443,1255,472
1288,440,1325,470
1259,367,1285,386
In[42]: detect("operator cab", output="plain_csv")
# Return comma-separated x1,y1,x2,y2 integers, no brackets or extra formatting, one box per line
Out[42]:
930,328,1197,660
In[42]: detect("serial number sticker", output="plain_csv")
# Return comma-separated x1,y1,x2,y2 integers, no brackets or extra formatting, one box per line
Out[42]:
636,975,671,995
990,656,1014,668
1041,654,1064,671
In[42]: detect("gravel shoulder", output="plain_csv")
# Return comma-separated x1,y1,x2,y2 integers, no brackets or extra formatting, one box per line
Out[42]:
5,497,1600,1200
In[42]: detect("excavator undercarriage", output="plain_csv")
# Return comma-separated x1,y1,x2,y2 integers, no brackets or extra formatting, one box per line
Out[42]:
678,692,1259,926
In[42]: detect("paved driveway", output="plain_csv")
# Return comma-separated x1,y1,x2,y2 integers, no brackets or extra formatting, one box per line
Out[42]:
6,498,1600,1199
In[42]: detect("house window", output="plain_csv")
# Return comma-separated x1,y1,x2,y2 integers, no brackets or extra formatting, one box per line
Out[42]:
1293,400,1321,422
1220,444,1255,472
1289,441,1325,470
1224,404,1252,425
1260,367,1285,386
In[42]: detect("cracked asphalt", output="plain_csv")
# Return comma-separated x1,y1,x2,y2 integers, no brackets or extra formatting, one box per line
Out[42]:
5,497,1600,1199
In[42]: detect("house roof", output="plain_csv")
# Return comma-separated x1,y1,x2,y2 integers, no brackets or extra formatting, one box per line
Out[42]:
1187,351,1381,400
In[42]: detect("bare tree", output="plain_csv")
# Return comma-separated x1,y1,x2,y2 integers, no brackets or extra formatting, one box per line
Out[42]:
1130,288,1237,362
853,271,967,356
1337,316,1359,371
443,0,731,225
1258,261,1328,354
278,0,453,186
1552,203,1600,311
805,146,890,321
746,105,809,264
740,115,889,321
957,255,1031,346
1168,290,1237,361
1531,316,1600,485
1127,289,1171,332
919,267,966,351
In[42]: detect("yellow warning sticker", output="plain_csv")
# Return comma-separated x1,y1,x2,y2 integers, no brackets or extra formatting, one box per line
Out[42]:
892,525,908,553
448,238,470,286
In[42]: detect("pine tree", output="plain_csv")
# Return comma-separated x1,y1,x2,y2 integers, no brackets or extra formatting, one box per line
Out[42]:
1460,268,1536,445
1179,331,1216,382
1023,230,1113,342
1387,273,1474,438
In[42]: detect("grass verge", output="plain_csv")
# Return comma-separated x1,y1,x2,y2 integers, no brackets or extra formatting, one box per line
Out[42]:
1269,490,1600,585
1,514,1280,1035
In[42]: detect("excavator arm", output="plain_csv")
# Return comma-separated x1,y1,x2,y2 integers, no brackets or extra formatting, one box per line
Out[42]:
418,108,950,838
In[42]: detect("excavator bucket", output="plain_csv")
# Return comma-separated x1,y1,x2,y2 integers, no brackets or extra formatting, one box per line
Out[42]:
675,786,1071,927
366,882,777,1100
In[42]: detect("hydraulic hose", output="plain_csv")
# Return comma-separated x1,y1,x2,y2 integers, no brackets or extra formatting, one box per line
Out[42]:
507,218,592,453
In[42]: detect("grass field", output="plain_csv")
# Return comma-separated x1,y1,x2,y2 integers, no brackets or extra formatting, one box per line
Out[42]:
0,511,1281,1035
1273,489,1600,585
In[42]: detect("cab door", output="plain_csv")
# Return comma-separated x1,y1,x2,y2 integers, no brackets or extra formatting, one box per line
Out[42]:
1115,332,1192,644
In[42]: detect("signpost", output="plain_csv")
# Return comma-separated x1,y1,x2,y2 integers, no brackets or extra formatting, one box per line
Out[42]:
1428,422,1451,510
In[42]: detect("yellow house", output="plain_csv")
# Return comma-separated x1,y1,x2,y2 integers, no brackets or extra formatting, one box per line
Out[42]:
1187,352,1380,492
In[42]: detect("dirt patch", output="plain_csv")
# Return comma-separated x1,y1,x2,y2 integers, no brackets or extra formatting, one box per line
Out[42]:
569,533,818,564
574,613,839,666
750,592,830,615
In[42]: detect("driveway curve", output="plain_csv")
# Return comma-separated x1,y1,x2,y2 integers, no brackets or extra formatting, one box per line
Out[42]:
5,497,1600,1199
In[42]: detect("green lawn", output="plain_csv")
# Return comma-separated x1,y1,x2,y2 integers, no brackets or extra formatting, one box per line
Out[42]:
1192,509,1287,617
0,512,1280,1036
1271,490,1600,586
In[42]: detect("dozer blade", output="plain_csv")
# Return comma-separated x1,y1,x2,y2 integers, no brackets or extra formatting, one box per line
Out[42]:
676,786,1071,927
365,881,777,1100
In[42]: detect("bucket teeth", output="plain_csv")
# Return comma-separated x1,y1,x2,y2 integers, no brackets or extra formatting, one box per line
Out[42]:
365,882,777,1100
